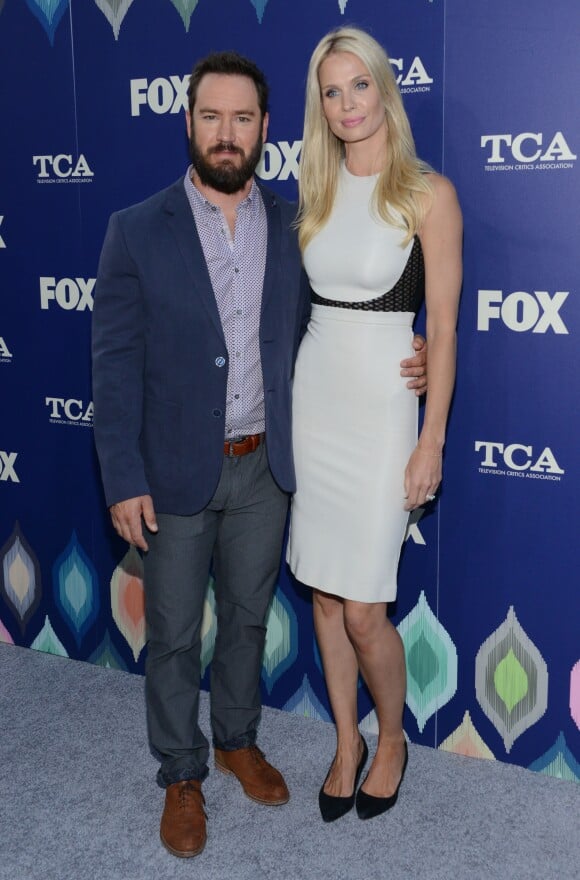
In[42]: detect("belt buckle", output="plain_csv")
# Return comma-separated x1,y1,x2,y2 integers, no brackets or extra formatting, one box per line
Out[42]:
226,436,247,457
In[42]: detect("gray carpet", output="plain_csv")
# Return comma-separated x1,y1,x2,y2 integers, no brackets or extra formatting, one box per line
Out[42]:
1,644,578,880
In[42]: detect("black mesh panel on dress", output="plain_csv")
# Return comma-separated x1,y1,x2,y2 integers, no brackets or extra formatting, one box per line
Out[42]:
311,235,425,314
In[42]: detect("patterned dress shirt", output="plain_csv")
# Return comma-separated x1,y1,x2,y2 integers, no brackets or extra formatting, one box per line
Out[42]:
184,167,267,439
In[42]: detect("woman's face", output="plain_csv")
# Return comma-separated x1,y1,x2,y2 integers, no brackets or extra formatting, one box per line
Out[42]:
318,51,387,151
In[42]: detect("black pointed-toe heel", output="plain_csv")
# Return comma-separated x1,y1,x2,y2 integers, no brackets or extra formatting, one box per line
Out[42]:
319,735,368,822
356,740,408,821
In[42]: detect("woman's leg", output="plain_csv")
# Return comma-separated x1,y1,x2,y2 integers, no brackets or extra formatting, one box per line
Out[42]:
313,589,365,796
343,600,407,797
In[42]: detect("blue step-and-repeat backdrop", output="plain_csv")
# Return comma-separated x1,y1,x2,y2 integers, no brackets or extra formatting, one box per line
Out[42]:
0,0,578,780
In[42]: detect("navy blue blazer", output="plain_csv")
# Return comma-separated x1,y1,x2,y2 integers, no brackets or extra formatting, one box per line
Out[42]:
92,176,310,514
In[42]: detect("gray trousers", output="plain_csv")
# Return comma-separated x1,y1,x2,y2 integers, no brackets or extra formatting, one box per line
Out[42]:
143,443,289,787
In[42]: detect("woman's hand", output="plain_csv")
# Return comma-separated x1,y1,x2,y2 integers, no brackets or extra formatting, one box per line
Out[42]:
403,446,442,511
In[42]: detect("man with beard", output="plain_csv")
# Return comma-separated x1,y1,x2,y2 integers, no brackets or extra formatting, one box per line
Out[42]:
92,51,426,858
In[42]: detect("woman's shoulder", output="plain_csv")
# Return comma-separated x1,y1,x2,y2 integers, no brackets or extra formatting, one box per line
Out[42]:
419,173,462,238
422,172,458,202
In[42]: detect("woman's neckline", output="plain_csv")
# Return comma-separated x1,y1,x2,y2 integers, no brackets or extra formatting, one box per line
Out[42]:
342,162,380,181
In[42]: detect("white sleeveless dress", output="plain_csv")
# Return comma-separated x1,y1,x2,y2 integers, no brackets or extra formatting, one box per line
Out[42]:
287,166,424,603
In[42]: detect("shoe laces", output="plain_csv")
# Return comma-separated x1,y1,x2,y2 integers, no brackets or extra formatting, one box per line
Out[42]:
178,781,203,809
247,745,266,766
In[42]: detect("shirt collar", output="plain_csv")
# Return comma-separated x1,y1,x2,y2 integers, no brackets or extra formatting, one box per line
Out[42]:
184,165,259,212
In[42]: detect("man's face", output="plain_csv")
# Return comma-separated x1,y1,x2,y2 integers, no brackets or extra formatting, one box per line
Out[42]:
187,73,269,194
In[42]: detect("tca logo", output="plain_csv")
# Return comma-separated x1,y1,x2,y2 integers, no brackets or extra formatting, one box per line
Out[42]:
0,451,19,483
40,277,95,311
390,56,433,89
0,337,12,361
478,290,569,334
33,154,94,180
256,141,301,181
46,398,94,425
480,132,576,164
475,442,564,475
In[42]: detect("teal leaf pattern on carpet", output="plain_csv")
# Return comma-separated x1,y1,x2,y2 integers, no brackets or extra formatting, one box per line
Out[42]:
89,629,129,670
25,0,69,45
262,586,298,694
529,732,580,783
398,590,458,732
284,674,331,721
169,0,199,31
53,532,100,649
30,615,68,656
250,0,269,23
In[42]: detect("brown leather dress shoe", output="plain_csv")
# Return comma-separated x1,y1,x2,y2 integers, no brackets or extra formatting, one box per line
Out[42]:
214,745,289,805
160,780,207,858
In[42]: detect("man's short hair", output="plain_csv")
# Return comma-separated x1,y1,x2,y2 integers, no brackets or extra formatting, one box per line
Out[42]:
187,51,269,119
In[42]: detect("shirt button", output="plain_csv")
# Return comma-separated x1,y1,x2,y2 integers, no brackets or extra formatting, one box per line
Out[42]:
212,408,222,417
236,309,242,315
234,267,239,273
215,356,226,367
234,394,240,400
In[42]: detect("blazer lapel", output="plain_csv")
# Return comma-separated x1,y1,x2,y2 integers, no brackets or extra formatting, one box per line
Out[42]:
259,184,282,321
162,179,225,342
161,178,283,338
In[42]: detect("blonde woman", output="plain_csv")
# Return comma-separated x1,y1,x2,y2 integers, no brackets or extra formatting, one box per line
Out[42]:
287,27,462,821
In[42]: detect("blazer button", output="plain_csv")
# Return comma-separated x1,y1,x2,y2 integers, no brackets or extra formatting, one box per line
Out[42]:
212,408,222,417
215,356,226,367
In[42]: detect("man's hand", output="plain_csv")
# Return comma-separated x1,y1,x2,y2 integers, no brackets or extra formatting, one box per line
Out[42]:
401,334,427,396
109,495,158,551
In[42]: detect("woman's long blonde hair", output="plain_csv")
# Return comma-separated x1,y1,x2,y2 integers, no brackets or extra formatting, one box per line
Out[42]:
297,27,433,252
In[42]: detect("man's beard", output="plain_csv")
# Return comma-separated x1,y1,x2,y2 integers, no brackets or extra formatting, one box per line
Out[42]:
189,132,263,194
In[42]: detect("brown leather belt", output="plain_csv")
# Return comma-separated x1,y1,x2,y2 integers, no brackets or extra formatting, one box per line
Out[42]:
224,433,264,457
